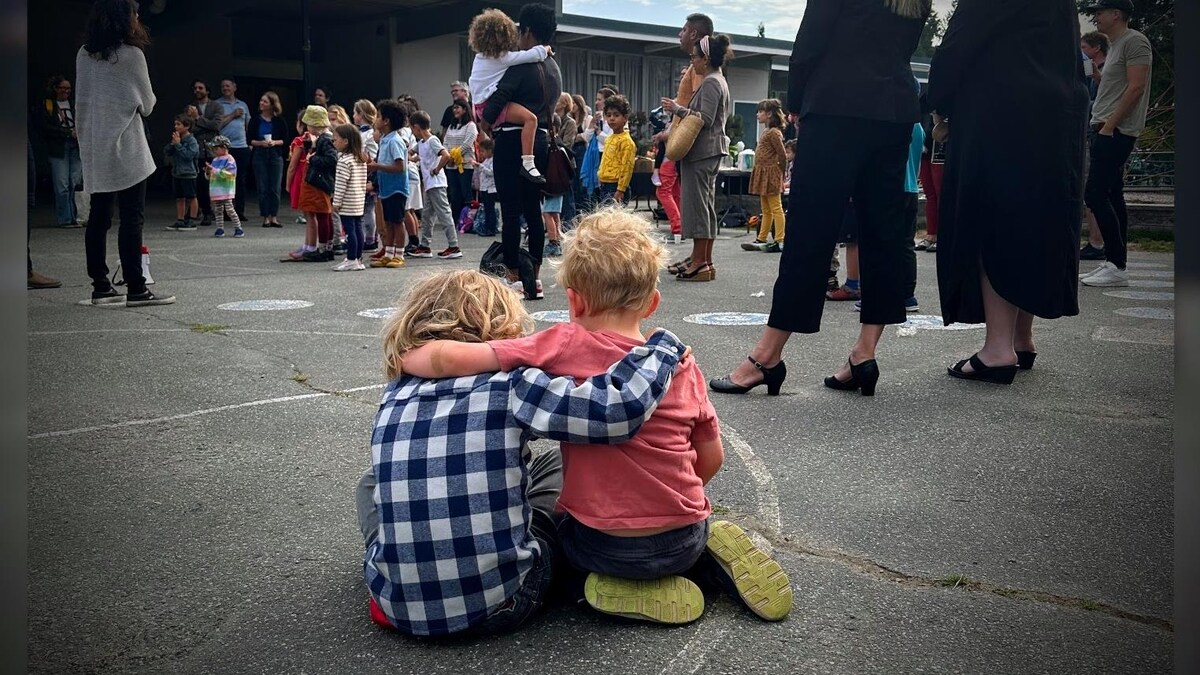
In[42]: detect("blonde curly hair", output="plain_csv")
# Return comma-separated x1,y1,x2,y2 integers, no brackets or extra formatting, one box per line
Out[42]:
469,8,519,59
381,270,533,379
556,206,668,317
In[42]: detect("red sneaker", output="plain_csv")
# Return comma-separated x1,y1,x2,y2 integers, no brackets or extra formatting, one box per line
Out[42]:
826,285,861,301
369,248,387,260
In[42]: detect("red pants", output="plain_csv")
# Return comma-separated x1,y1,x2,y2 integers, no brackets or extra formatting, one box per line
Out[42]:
656,160,682,235
918,157,943,236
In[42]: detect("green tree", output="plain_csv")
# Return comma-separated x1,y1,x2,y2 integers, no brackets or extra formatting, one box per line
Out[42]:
1077,0,1174,149
913,9,944,57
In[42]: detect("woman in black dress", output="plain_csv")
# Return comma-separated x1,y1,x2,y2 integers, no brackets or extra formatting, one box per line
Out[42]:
928,0,1088,383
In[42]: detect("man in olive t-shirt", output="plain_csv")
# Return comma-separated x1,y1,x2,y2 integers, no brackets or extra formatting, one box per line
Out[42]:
1080,0,1153,288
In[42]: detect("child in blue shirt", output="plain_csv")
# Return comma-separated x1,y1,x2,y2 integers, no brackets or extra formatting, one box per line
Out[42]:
366,99,410,268
164,114,200,231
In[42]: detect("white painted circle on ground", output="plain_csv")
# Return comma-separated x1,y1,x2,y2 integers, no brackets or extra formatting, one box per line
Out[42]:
1129,279,1174,288
1115,307,1174,320
684,312,769,326
358,307,399,319
531,310,570,323
902,314,984,330
1125,262,1169,269
1103,291,1175,301
1128,270,1174,278
217,300,314,311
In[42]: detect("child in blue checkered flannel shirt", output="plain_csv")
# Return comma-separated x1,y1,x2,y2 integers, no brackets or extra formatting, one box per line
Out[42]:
356,269,687,637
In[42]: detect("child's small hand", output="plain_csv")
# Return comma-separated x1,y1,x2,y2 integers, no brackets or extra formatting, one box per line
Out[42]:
171,131,180,145
545,46,555,56
615,190,624,202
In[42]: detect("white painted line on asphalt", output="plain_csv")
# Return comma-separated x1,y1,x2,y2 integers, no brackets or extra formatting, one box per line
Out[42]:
1128,270,1174,278
28,384,386,440
1103,290,1175,301
723,423,782,534
1091,326,1175,346
659,624,731,675
1129,280,1174,288
1115,307,1174,320
1125,262,1169,269
217,300,314,311
684,312,769,326
165,253,273,273
357,307,399,319
530,310,570,323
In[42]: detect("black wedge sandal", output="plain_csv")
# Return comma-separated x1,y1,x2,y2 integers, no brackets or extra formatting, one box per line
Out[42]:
667,257,692,275
948,354,1018,384
1016,350,1037,370
710,356,787,396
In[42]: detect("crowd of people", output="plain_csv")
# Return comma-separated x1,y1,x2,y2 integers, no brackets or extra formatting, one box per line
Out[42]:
35,0,1158,640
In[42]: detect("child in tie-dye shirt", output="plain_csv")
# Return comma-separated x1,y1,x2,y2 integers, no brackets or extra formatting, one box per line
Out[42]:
205,135,243,238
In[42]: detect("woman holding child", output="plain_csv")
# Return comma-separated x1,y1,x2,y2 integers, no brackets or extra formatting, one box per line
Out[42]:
661,34,732,282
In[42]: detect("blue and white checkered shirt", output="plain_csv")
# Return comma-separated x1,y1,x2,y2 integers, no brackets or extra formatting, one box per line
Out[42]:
365,329,686,636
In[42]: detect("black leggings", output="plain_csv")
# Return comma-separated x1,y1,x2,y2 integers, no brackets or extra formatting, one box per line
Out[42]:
85,181,147,294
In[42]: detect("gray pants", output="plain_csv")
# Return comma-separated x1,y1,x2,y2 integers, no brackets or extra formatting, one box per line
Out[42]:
362,195,377,243
679,154,722,240
559,517,709,579
356,445,564,564
419,186,458,249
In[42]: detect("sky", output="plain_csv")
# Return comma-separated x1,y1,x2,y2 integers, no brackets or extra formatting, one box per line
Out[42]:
561,0,959,42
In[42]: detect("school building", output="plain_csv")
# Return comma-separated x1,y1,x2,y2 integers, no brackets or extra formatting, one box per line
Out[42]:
28,0,929,181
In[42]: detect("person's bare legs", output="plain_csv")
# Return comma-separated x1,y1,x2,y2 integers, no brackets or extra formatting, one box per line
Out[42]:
829,324,885,382
1014,310,1035,354
725,326,793,386
187,197,199,221
175,199,186,221
505,102,538,158
844,243,859,281
1086,208,1105,248
960,266,1020,373
544,212,561,244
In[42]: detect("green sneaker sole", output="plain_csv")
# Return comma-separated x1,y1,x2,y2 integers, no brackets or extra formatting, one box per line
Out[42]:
583,573,704,625
707,520,794,621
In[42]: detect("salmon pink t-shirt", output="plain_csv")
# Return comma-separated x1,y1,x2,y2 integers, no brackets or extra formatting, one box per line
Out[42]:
490,322,719,531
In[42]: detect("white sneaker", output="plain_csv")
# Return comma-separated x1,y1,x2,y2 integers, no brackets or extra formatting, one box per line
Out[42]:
1080,261,1129,287
351,260,366,271
535,279,545,299
1079,264,1105,280
332,258,355,271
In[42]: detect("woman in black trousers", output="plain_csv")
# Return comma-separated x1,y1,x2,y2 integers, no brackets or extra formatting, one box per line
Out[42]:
711,0,929,397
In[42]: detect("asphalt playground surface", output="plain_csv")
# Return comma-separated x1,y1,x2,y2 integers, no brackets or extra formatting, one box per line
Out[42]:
26,197,1175,674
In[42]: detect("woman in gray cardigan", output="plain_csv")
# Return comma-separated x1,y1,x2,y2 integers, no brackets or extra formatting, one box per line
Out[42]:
76,0,173,306
661,34,732,282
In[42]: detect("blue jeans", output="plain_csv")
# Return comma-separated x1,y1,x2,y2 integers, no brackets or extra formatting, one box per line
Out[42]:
48,144,82,225
252,150,283,217
341,214,363,260
560,186,577,229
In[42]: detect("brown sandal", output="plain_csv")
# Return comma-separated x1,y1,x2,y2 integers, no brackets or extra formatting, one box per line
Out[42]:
666,257,692,275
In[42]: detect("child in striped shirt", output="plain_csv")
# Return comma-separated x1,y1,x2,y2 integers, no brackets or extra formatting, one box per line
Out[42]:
332,124,369,271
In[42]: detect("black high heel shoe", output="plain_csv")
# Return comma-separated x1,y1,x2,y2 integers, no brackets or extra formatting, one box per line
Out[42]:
710,356,787,396
1016,350,1037,370
823,358,880,397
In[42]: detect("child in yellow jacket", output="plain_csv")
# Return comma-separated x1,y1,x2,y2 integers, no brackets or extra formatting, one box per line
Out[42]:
596,94,635,204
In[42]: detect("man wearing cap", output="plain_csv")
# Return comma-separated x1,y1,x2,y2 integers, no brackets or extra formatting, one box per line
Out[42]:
1079,0,1152,288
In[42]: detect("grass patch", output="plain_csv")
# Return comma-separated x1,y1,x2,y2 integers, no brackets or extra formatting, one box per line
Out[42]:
291,373,309,384
1088,228,1175,253
1079,598,1103,611
189,323,229,333
711,504,731,516
939,574,969,588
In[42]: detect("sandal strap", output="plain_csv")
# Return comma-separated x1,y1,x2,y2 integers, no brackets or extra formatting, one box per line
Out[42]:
747,355,765,371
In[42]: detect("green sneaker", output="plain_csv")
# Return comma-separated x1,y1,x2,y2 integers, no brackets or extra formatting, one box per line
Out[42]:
583,573,704,624
706,520,793,621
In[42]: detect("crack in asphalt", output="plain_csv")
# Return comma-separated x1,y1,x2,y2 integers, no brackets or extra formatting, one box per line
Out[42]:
724,512,1173,634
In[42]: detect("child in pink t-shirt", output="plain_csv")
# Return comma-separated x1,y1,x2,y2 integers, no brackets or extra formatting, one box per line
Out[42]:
400,207,793,625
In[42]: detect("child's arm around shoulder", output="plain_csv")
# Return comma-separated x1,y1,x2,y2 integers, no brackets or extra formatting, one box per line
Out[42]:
689,368,724,485
397,341,501,378
508,328,687,443
497,45,550,67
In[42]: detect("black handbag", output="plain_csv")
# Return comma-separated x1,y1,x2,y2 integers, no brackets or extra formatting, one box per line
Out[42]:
304,135,336,194
479,241,537,298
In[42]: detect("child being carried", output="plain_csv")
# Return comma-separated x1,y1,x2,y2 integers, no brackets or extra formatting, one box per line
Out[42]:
468,8,552,184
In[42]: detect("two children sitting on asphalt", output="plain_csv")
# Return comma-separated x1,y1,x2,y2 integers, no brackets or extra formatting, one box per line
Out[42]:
359,207,793,636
